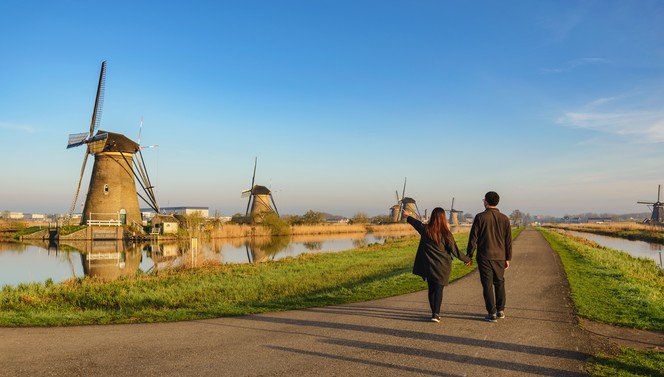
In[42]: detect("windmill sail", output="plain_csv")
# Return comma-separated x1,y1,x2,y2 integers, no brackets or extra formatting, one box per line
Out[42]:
67,61,107,214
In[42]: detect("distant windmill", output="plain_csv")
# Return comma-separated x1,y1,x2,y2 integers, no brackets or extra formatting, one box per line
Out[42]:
66,61,159,227
390,177,421,222
241,157,279,221
446,197,463,230
637,184,664,224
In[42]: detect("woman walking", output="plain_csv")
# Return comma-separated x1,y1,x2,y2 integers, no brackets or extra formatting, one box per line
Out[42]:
404,207,470,322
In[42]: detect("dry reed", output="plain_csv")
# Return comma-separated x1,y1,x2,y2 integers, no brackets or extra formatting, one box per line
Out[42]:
546,222,661,233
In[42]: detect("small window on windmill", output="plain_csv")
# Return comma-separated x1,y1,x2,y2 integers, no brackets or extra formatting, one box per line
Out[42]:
104,184,109,195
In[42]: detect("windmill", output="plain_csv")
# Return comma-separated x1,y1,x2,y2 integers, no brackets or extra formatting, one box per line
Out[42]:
390,177,421,222
66,61,159,227
637,184,664,224
241,157,279,222
446,197,463,231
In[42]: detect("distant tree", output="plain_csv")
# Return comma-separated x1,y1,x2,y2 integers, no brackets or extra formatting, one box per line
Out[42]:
509,209,524,225
370,215,393,224
285,214,304,225
351,212,369,224
302,210,325,224
230,213,246,224
523,213,533,225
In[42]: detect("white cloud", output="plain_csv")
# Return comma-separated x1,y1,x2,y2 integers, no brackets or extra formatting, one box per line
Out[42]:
558,87,664,143
558,111,664,142
540,57,608,74
0,122,35,133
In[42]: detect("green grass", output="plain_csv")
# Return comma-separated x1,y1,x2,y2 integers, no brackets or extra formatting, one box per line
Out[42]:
538,228,663,331
590,349,664,377
0,234,475,326
538,228,664,377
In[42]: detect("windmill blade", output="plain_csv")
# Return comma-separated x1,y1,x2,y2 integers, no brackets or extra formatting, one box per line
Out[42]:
414,202,422,219
451,197,455,211
395,190,400,203
70,153,90,214
658,185,661,203
250,157,257,190
88,132,108,143
270,193,280,217
245,195,253,216
398,177,407,220
138,116,143,145
67,132,89,149
245,157,258,216
241,189,251,198
89,61,106,136
401,177,407,201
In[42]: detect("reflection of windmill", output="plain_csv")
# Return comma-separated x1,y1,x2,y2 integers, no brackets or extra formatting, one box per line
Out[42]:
66,61,159,227
241,157,279,221
637,184,664,224
390,177,421,222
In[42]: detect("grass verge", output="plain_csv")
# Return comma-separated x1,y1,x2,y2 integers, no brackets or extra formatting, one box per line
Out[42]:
538,228,663,330
0,234,475,326
589,349,664,377
538,228,664,377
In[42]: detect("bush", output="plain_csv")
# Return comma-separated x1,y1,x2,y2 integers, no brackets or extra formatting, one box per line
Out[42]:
261,213,290,235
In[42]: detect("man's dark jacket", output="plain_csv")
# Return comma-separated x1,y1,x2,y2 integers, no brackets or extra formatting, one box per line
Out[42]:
466,208,512,261
407,216,470,285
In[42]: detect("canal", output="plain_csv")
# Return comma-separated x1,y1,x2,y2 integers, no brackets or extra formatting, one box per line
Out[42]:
0,233,403,287
566,230,664,268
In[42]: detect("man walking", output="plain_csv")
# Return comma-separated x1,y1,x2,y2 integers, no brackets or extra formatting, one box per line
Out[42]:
466,191,512,322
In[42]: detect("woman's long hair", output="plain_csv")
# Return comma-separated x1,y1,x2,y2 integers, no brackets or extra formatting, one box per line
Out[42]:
425,207,454,246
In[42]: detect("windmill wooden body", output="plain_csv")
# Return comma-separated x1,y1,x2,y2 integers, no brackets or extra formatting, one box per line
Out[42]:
638,185,664,224
241,158,279,222
67,61,159,228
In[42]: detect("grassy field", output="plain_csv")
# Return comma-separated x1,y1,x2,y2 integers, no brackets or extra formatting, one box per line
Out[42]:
537,228,664,377
0,233,473,326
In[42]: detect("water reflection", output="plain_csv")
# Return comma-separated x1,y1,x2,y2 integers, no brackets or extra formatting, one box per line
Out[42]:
245,236,291,262
0,233,400,287
566,231,663,268
55,240,143,280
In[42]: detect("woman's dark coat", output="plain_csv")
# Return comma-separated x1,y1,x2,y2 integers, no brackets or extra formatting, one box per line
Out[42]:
407,216,470,285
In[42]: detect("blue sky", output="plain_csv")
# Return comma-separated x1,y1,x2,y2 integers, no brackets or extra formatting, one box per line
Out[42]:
1,1,663,218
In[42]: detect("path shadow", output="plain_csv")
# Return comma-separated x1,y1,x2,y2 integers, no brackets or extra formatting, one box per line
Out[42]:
267,345,465,377
239,314,589,361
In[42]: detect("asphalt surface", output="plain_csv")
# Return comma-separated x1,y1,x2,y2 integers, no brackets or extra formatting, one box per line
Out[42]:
1,227,597,376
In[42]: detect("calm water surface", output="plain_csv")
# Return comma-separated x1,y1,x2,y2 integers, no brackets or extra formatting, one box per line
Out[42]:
567,230,664,268
0,234,399,287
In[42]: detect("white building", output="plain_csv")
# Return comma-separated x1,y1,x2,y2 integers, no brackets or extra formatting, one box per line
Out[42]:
142,206,210,218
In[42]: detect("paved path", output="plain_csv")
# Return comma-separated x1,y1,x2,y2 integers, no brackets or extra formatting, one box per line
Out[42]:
1,227,595,376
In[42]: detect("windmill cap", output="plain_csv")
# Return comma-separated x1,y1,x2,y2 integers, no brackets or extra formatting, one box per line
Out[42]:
252,185,272,195
97,130,139,153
